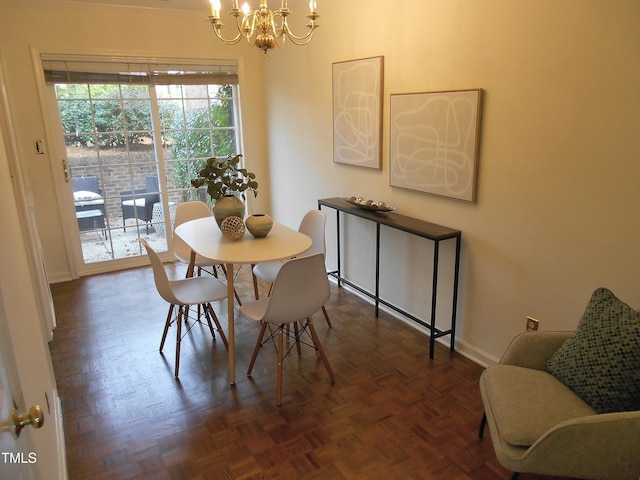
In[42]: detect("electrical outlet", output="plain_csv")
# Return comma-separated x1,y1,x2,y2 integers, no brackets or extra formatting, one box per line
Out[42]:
526,316,539,331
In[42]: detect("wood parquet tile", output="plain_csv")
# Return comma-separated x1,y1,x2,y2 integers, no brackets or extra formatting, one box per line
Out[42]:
49,264,574,480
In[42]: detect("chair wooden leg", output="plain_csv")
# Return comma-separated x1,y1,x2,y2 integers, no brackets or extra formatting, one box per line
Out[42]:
276,326,284,406
175,306,184,377
160,304,174,352
321,305,332,328
479,412,487,438
307,318,335,384
205,303,228,350
247,322,268,376
196,268,202,318
202,303,216,337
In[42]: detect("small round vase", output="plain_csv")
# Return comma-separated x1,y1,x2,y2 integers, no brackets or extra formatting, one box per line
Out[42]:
213,195,245,228
245,214,273,238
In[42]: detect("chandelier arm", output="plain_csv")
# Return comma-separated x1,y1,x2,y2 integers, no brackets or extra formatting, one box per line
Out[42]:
209,12,248,45
275,9,318,43
241,11,257,39
211,24,244,45
269,10,280,38
283,26,318,44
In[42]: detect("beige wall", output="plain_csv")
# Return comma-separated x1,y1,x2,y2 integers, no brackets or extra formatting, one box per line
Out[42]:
1,0,639,364
261,0,640,363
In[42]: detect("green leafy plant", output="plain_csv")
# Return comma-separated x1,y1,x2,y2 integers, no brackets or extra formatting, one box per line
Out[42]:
190,154,258,201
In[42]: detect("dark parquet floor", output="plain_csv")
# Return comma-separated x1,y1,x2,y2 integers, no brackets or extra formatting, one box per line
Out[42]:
49,264,573,480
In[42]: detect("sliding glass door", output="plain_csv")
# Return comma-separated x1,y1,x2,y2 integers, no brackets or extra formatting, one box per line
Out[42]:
51,74,239,268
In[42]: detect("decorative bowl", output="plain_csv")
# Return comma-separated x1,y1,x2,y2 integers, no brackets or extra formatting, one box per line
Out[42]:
345,197,396,213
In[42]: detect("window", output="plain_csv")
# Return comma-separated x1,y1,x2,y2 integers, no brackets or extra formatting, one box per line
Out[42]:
44,55,241,264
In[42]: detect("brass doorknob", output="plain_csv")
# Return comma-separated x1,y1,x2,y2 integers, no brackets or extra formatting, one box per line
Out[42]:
11,405,44,437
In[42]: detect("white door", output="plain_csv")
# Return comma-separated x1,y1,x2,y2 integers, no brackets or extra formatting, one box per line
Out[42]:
0,64,66,479
0,293,38,480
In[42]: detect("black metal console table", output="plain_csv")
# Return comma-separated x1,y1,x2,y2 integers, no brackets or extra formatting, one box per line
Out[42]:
318,197,462,359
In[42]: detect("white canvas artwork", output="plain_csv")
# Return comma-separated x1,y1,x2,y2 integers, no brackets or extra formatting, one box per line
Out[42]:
390,89,483,202
332,56,383,169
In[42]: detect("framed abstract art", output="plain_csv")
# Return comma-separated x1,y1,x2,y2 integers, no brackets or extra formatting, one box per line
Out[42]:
389,89,483,202
332,56,384,169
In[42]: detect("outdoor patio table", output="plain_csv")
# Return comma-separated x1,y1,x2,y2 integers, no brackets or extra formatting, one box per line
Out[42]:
174,217,311,385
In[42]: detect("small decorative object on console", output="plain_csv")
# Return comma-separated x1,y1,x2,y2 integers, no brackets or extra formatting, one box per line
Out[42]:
220,215,245,241
346,196,396,212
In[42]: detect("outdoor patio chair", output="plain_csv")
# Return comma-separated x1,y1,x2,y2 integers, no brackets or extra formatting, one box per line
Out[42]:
120,175,159,234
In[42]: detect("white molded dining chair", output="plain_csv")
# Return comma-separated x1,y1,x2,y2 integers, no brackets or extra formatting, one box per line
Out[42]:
173,201,242,306
141,238,228,377
241,253,335,405
252,209,332,327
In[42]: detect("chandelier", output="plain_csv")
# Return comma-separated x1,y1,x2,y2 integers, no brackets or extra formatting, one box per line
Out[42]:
209,1,320,54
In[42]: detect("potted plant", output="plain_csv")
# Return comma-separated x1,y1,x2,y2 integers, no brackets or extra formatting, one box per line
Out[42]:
190,154,259,227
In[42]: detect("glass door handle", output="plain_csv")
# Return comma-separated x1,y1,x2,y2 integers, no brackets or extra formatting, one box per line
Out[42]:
62,158,71,183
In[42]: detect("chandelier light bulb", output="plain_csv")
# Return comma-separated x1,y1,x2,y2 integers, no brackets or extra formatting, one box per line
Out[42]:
210,0,221,17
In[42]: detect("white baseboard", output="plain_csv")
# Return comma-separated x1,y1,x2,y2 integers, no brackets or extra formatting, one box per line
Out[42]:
331,278,499,367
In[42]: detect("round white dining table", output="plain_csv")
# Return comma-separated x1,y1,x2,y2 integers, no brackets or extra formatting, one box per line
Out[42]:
174,217,312,384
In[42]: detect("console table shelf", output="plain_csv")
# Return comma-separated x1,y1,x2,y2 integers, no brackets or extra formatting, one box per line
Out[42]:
318,197,461,359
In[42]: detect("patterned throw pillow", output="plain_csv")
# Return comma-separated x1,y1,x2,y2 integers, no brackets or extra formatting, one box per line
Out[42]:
545,287,640,414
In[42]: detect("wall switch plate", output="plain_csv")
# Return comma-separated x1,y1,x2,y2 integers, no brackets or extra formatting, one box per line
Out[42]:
526,316,539,331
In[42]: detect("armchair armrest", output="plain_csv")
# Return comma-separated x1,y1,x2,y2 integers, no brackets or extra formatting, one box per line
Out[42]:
120,188,146,200
517,411,640,480
500,331,573,370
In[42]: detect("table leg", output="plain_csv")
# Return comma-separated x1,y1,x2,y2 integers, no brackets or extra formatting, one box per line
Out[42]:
336,210,342,287
226,262,235,385
450,235,461,351
375,223,380,317
429,241,440,359
187,250,196,278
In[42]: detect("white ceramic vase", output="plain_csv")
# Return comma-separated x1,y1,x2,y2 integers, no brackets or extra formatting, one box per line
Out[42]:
245,214,273,238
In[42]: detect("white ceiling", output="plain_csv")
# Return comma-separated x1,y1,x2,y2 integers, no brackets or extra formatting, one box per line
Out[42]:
35,0,210,11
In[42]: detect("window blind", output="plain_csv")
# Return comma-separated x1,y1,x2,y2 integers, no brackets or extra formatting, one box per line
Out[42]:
41,54,238,85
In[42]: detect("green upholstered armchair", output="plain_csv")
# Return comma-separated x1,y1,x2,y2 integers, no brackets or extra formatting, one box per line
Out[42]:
479,328,640,480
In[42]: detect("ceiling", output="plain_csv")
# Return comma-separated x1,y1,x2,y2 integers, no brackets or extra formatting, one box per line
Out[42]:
36,0,210,11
